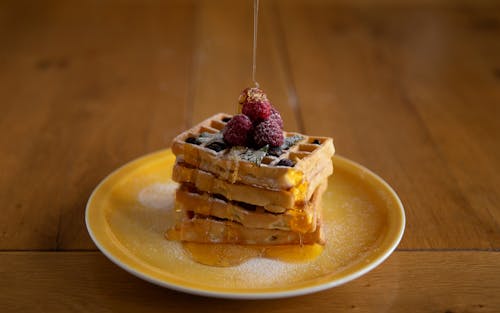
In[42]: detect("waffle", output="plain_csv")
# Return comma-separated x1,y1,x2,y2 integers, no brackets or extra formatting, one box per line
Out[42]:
172,160,333,212
168,216,324,245
175,182,326,233
167,112,334,247
171,113,335,189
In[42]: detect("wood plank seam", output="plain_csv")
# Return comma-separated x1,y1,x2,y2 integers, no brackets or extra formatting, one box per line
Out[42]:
184,1,201,129
392,81,494,248
1,249,499,253
397,248,500,252
269,0,305,133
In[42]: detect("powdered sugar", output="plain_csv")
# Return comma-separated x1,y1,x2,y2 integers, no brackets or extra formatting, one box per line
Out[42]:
100,155,396,291
138,182,178,210
230,258,301,287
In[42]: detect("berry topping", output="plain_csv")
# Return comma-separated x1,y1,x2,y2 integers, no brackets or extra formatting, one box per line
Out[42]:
269,107,283,129
312,139,321,145
222,114,253,146
185,137,200,145
242,100,271,123
253,119,284,148
239,87,272,123
238,87,268,106
277,159,295,167
206,142,227,152
222,117,231,123
267,146,282,157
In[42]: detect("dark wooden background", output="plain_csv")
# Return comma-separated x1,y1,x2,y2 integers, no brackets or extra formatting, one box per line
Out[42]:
1,0,499,312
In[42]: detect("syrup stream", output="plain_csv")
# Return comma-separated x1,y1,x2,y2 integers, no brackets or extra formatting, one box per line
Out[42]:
252,0,260,88
167,0,325,268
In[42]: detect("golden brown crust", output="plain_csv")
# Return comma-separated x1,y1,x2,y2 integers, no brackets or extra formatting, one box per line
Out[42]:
171,113,335,189
167,113,334,247
171,217,324,245
172,160,332,211
175,182,327,233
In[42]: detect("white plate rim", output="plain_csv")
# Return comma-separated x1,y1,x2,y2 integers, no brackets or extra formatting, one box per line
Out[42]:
85,150,406,299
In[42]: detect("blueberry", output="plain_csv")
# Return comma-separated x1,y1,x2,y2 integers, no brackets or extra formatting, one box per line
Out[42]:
206,142,226,152
267,146,282,157
186,137,200,145
312,139,321,145
222,117,231,123
277,159,295,167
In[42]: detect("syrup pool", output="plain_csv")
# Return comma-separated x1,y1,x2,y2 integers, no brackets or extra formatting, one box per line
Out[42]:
182,243,324,267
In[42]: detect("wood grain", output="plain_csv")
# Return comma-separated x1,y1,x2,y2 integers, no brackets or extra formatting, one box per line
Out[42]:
0,0,498,251
0,0,499,310
275,0,500,249
0,251,499,312
0,0,195,250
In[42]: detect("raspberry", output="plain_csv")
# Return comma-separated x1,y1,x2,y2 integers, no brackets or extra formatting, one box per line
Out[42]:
242,100,271,123
269,107,283,129
222,114,253,146
239,87,271,122
253,119,284,148
238,87,268,106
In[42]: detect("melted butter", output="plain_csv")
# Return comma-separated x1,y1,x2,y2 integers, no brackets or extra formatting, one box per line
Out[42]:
182,242,324,267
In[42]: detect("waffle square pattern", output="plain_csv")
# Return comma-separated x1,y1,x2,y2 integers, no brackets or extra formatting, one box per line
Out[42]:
167,113,335,245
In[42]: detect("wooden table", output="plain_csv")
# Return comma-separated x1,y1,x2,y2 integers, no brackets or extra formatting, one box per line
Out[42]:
1,0,499,311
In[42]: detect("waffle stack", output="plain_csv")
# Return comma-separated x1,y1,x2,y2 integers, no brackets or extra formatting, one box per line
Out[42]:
167,113,335,245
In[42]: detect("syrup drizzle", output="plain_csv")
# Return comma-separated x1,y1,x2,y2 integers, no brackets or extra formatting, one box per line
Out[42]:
166,229,324,267
252,0,260,88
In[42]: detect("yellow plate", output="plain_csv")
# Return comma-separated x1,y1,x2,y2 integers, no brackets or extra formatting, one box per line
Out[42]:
85,149,405,299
